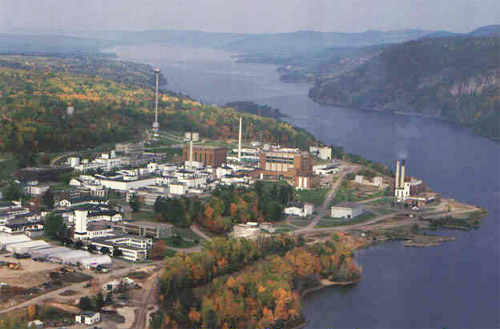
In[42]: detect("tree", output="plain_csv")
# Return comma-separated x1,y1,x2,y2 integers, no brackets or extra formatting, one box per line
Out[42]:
95,292,105,311
2,182,23,201
43,213,66,241
42,189,54,209
129,194,141,212
151,240,168,260
27,304,37,321
79,296,92,311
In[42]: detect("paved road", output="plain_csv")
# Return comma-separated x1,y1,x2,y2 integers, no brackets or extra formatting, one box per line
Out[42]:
296,165,358,233
190,224,213,241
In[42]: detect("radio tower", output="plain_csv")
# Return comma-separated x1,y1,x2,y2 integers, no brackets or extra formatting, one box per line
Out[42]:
152,68,161,138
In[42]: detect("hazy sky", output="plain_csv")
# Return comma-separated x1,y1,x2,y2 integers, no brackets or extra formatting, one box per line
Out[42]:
1,0,499,34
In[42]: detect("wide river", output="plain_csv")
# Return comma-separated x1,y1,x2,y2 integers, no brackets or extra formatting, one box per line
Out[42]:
111,45,500,329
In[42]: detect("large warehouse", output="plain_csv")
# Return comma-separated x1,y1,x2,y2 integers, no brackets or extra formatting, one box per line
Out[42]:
0,233,31,250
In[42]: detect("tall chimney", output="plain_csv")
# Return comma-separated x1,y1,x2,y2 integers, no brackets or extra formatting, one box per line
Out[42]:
395,160,400,189
189,139,193,168
152,68,161,136
400,160,406,188
238,117,242,162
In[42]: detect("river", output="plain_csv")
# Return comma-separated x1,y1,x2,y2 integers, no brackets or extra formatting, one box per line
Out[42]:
110,45,500,329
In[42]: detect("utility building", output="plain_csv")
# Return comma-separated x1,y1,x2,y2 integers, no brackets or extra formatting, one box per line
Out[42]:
259,149,313,188
182,145,227,168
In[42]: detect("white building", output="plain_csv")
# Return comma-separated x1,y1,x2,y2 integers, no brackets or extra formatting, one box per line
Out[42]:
354,175,385,187
74,210,114,240
184,132,200,142
232,222,261,239
91,235,152,262
59,196,108,208
296,176,311,190
309,146,332,160
75,312,101,325
98,175,157,192
24,184,50,197
283,203,314,217
331,202,365,219
313,164,341,175
169,183,188,195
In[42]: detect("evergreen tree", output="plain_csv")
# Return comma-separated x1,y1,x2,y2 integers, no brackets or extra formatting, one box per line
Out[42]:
42,189,54,209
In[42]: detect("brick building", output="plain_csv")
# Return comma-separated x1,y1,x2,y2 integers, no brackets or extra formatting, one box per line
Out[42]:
258,149,313,188
182,145,228,168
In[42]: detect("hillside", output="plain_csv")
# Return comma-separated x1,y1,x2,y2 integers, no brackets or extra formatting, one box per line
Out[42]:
308,36,500,140
0,55,316,158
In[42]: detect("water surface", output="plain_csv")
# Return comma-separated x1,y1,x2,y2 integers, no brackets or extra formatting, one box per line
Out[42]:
111,45,500,329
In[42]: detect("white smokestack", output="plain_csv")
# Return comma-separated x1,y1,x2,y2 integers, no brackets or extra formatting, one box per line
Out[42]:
400,160,406,188
189,139,193,168
395,160,400,189
238,117,242,162
152,68,160,135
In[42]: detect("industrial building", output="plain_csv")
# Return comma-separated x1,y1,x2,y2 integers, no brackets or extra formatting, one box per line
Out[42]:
115,142,145,154
309,146,333,160
331,202,365,219
0,233,31,250
90,234,152,261
112,221,173,239
313,164,340,175
259,148,313,189
354,175,386,188
283,203,314,217
182,145,228,168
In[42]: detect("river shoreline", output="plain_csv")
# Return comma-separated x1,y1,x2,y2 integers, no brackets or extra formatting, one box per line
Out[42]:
109,44,500,328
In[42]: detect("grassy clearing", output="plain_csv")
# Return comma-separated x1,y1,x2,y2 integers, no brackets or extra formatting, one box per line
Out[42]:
275,224,295,233
290,219,312,227
316,211,376,227
131,210,156,221
372,207,395,215
331,187,385,206
295,188,329,206
365,197,393,206
173,227,200,241
164,236,199,248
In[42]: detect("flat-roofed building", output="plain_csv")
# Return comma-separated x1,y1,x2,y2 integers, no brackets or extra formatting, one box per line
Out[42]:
112,221,173,239
258,149,313,188
331,202,365,219
182,145,227,168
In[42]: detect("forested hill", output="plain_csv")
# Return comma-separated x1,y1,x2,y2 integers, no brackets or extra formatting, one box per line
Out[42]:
0,55,315,159
309,36,500,140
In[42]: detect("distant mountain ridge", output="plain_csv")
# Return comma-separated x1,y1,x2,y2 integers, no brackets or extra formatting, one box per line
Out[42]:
309,35,500,140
